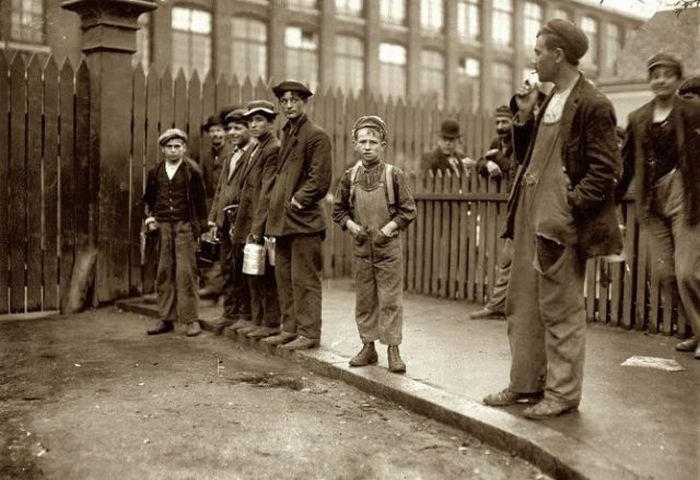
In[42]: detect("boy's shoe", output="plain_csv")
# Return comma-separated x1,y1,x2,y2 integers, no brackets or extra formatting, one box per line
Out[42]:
247,326,280,339
675,337,698,352
237,324,259,335
523,399,578,420
261,331,297,346
695,346,700,360
186,321,201,337
483,388,543,407
147,320,174,335
387,346,406,373
467,307,504,320
349,343,378,367
200,316,233,334
229,319,252,331
279,336,319,350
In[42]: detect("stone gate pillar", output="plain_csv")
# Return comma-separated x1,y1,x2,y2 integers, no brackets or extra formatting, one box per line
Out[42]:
61,0,157,306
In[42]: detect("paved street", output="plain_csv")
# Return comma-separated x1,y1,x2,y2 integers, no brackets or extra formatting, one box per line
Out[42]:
0,308,549,480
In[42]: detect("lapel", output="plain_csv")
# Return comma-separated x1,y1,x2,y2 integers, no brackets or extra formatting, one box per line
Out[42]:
236,142,256,185
277,116,306,171
672,96,687,171
226,148,245,184
635,101,654,156
240,138,264,183
558,75,585,149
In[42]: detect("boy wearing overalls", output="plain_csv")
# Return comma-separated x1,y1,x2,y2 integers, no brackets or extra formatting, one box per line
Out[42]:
332,116,417,373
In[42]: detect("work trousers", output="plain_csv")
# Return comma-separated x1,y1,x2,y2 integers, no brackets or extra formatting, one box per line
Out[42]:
646,169,700,337
220,236,251,321
486,238,513,313
156,221,199,323
247,262,281,328
274,233,323,339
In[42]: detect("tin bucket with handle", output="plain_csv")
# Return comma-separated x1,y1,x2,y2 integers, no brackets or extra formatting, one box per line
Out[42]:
242,235,266,276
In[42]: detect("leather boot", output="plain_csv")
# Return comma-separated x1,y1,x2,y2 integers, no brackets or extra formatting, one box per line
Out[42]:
349,342,378,367
387,345,406,373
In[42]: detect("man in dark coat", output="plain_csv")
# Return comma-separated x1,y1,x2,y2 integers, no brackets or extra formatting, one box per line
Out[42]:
618,54,700,359
483,19,623,419
420,119,475,176
258,80,332,350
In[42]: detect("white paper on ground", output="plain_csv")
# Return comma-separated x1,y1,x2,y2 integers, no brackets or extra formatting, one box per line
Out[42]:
620,356,685,372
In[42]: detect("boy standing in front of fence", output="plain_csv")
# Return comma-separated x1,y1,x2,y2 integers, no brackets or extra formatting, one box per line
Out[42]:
142,128,208,337
332,116,417,373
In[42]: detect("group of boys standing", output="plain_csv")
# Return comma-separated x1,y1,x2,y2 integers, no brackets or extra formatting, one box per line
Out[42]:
141,79,417,373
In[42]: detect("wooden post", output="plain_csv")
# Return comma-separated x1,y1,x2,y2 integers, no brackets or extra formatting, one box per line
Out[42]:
61,0,157,308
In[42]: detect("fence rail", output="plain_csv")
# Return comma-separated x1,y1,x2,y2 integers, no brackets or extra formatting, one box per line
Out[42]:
0,55,687,338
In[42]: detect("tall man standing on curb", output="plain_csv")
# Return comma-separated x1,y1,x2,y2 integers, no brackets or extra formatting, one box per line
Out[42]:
483,19,623,419
259,80,332,351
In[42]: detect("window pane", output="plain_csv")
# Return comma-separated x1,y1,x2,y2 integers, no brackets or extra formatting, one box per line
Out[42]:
421,0,444,33
285,26,319,90
380,0,406,26
523,2,542,52
457,57,480,112
492,0,513,47
420,50,445,106
232,17,268,81
582,16,598,65
379,43,406,98
10,0,44,43
335,35,364,94
171,7,212,78
336,0,363,16
287,0,319,9
457,0,480,42
552,8,571,21
492,62,513,108
606,23,622,75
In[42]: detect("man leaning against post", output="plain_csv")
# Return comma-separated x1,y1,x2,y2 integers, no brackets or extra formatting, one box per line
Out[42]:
259,80,332,351
142,128,208,337
420,119,476,176
483,19,623,420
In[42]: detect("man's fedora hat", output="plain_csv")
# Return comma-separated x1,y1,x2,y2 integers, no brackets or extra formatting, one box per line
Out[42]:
272,80,313,99
201,114,223,132
439,119,461,139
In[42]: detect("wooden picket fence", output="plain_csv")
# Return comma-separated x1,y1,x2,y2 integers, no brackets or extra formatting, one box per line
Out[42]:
0,57,688,338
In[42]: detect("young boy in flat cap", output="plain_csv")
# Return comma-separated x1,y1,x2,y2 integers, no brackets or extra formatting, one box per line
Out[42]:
332,115,417,373
618,55,700,359
142,128,208,336
483,19,623,419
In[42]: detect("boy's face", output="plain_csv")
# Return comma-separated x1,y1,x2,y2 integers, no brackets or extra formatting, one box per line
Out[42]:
353,128,386,164
161,138,186,163
207,125,226,146
248,114,273,138
278,91,307,120
226,122,250,147
649,66,681,101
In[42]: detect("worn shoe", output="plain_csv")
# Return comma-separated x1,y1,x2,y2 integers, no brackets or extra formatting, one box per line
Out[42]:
279,335,319,350
237,324,259,335
186,321,201,337
675,337,699,352
349,343,378,367
467,307,504,320
146,320,174,335
247,325,281,339
523,399,578,420
261,331,297,346
200,316,234,334
387,345,406,373
483,388,544,407
695,345,700,360
229,319,253,331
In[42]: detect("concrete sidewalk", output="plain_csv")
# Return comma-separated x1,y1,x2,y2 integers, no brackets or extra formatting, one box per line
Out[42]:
118,279,699,480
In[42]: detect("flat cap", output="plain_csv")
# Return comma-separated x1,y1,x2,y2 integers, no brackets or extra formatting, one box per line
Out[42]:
158,128,188,146
272,80,313,99
495,105,512,119
647,53,683,75
201,114,222,132
352,115,388,140
679,75,700,96
218,105,239,124
539,19,589,61
243,100,277,119
224,108,249,125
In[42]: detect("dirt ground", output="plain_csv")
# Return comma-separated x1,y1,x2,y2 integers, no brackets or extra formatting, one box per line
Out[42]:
0,308,550,480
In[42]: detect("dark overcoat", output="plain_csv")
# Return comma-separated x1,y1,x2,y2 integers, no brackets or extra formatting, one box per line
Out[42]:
504,75,623,259
419,147,467,175
208,144,253,230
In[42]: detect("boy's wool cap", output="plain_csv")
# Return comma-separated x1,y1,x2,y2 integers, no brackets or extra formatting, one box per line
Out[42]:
243,100,277,118
679,75,700,95
201,114,223,132
539,19,589,60
352,115,387,138
495,105,512,118
439,119,461,139
272,80,313,99
647,53,683,75
158,128,188,146
218,105,239,123
224,108,249,125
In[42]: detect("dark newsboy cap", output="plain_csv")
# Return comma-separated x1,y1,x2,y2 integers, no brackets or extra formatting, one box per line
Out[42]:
439,120,461,139
272,80,313,99
539,19,589,61
201,114,223,132
495,105,512,119
224,108,249,125
647,53,683,77
158,128,188,146
243,100,277,119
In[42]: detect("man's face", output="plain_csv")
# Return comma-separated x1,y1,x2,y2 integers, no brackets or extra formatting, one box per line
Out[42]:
533,35,559,83
438,136,458,156
161,138,186,163
495,117,512,137
248,114,273,138
226,122,250,147
207,124,226,146
649,66,681,101
353,128,385,165
278,91,307,120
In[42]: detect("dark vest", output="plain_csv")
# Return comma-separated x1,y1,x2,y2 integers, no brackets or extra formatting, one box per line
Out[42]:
152,164,190,222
